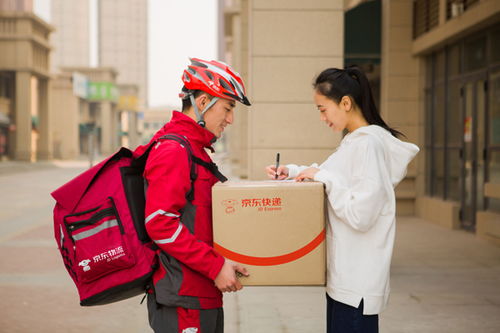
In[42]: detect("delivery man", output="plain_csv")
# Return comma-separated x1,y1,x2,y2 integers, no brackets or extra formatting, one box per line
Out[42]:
138,58,251,333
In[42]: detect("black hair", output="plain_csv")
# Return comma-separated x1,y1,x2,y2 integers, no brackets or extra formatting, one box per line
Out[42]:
313,66,403,138
181,86,209,111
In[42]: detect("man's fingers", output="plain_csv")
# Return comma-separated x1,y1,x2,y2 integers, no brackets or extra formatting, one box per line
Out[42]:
236,265,249,277
234,279,242,291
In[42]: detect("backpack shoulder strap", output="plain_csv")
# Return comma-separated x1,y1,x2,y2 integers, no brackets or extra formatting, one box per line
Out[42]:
192,156,228,183
158,134,227,183
157,134,197,202
136,133,227,201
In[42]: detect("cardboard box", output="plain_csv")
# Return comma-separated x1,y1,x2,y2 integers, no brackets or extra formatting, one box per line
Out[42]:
212,180,326,286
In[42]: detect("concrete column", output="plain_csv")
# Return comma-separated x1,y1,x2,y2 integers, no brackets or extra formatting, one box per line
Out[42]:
128,111,139,149
14,71,32,161
51,74,79,159
37,78,53,160
112,106,119,149
246,0,344,179
80,100,91,124
381,0,420,215
226,4,250,177
439,0,447,25
100,101,114,155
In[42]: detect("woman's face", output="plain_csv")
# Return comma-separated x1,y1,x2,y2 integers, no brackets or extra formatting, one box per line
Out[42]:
313,91,349,133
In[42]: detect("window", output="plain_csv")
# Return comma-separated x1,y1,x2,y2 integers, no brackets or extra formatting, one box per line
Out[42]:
413,0,440,39
464,36,487,72
447,80,462,146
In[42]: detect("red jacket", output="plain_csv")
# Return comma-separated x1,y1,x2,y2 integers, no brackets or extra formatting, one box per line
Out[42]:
135,111,225,309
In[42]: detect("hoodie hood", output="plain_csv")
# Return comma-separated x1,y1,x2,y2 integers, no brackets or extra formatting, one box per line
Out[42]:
345,125,419,186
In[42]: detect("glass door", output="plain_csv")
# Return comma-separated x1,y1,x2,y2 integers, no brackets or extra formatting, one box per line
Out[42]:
461,77,487,229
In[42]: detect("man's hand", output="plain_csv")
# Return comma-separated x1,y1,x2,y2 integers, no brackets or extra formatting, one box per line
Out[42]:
214,259,249,293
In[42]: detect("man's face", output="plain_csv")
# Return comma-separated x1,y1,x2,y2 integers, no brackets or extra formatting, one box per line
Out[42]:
203,98,236,138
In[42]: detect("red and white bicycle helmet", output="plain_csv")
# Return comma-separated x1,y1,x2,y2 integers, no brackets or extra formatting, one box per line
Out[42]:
179,58,251,127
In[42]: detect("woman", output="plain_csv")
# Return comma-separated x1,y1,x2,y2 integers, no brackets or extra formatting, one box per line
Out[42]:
266,67,419,333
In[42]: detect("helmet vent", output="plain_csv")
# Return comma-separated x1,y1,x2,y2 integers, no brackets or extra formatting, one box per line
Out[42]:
205,70,214,80
219,78,232,91
187,68,196,75
192,60,208,68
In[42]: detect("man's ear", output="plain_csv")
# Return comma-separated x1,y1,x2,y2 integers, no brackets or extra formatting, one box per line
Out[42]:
196,93,211,110
195,94,205,110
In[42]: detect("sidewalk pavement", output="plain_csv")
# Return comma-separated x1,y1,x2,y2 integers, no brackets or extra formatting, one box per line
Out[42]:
0,159,499,332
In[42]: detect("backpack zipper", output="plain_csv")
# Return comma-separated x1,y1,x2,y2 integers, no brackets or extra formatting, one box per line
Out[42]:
66,208,115,232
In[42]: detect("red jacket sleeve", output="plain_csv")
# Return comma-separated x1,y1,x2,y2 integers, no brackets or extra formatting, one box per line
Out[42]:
144,140,224,280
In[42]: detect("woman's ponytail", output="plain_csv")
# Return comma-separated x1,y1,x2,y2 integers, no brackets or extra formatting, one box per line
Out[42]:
314,66,403,138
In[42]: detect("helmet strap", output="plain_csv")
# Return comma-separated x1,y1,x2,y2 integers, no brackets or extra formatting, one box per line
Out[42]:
190,94,219,128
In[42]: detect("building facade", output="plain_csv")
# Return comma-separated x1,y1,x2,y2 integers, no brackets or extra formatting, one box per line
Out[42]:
98,0,148,110
408,0,500,244
50,0,90,71
222,0,500,245
0,8,53,161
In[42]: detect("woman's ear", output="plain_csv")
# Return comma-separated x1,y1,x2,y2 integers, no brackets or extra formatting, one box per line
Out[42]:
341,96,353,112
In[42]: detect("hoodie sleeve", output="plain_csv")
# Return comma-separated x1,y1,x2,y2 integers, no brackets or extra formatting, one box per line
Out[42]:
286,163,320,179
314,137,389,232
144,141,224,281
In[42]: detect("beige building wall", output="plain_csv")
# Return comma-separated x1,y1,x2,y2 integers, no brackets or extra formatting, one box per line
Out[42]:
50,0,90,71
233,0,345,180
224,0,251,178
98,0,148,110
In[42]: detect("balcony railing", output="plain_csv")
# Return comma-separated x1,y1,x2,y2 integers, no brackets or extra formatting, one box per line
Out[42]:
413,0,440,39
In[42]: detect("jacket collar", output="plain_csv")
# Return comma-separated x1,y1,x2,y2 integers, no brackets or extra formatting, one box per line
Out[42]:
155,111,216,150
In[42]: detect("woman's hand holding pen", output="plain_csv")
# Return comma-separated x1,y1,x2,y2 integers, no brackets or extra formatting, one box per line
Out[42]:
265,165,289,180
295,167,320,182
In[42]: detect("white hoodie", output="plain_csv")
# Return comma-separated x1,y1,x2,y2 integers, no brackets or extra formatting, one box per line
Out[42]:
287,125,419,315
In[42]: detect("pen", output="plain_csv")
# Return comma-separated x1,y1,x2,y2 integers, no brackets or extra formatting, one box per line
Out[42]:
275,153,280,179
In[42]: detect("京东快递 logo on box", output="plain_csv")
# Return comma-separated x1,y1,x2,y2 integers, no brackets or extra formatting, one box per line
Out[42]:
221,199,239,214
